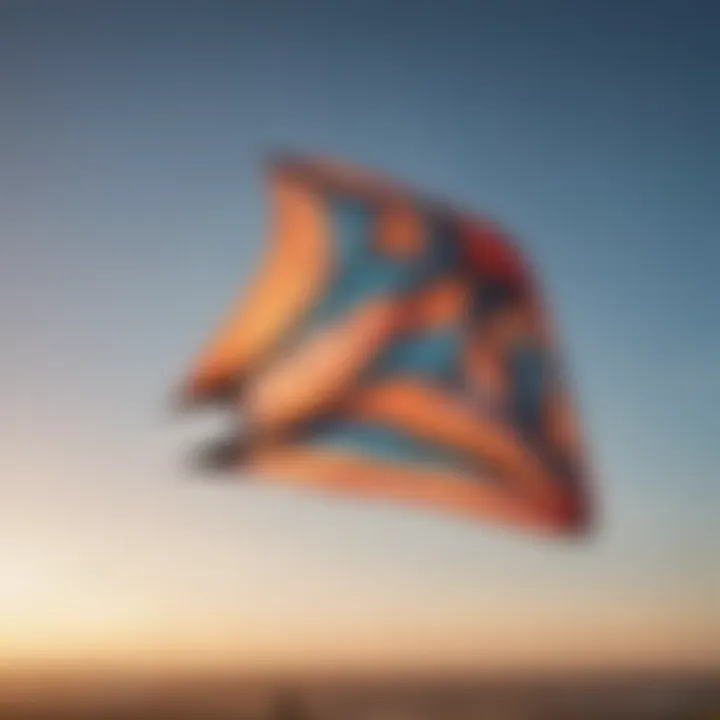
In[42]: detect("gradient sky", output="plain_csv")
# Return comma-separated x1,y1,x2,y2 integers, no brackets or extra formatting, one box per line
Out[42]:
1,0,719,677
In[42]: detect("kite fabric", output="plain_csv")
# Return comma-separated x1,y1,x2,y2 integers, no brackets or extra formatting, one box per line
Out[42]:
175,153,592,535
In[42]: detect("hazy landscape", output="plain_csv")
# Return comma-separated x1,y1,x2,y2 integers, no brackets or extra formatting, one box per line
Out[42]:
2,671,719,719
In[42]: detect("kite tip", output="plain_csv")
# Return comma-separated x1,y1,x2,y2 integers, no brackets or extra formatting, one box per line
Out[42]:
171,376,245,415
561,499,594,539
191,433,254,476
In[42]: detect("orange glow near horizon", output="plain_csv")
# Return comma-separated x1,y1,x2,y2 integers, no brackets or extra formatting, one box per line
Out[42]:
2,562,718,681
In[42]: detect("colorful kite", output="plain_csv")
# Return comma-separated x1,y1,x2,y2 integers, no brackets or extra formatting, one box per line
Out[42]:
175,153,592,535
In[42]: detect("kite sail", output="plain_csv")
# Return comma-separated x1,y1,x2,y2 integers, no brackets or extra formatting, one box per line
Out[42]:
175,153,592,535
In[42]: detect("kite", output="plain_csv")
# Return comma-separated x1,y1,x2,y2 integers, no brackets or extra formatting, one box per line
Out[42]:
174,153,592,535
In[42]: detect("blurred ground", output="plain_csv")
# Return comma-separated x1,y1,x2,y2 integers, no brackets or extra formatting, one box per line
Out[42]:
1,674,718,719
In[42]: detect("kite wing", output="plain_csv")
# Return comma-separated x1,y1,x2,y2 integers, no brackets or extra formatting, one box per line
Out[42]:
178,154,459,430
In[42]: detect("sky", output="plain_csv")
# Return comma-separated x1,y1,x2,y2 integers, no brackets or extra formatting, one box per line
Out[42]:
1,0,719,678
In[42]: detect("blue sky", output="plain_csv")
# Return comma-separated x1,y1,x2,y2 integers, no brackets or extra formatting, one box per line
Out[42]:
1,0,718,675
